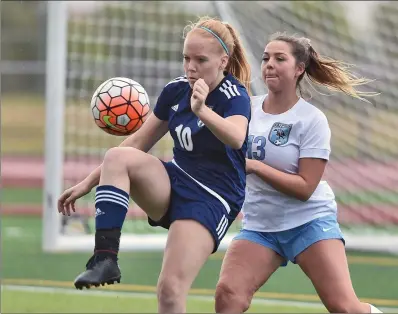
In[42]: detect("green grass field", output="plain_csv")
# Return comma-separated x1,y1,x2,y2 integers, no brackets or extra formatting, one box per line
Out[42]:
2,185,398,312
1,287,330,313
2,212,398,313
2,214,398,299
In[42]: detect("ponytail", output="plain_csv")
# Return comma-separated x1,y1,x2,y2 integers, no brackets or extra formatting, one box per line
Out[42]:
270,32,378,102
223,23,251,94
305,46,376,101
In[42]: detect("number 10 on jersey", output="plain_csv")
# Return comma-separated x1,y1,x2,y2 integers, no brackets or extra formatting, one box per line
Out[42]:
175,124,193,151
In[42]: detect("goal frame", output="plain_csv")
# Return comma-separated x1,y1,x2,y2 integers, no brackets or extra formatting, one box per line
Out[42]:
43,1,398,255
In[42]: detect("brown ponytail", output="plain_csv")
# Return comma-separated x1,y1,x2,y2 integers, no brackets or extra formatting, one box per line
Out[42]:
270,32,377,102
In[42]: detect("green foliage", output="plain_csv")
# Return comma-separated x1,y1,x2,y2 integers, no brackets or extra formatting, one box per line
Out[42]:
1,1,44,60
67,2,199,63
249,1,358,64
1,1,41,29
373,1,398,59
287,1,351,38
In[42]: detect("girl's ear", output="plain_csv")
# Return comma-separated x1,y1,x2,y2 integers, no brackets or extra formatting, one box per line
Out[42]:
295,62,305,78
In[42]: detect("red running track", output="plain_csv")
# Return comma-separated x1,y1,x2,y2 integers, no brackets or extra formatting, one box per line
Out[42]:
2,156,398,225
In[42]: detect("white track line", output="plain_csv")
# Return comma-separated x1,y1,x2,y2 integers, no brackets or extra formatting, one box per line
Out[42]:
2,284,324,308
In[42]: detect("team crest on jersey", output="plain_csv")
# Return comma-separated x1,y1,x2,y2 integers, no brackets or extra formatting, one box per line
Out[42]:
197,106,214,127
269,122,293,146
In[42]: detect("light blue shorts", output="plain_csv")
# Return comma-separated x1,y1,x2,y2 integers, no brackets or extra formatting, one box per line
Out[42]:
233,214,345,266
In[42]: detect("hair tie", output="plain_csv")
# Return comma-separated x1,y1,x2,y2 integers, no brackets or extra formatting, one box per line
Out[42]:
199,26,229,56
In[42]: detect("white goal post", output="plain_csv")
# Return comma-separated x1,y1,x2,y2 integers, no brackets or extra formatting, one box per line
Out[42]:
43,1,398,254
43,1,67,252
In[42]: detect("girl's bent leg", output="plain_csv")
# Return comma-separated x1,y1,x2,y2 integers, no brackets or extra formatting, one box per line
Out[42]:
74,147,172,289
99,146,171,221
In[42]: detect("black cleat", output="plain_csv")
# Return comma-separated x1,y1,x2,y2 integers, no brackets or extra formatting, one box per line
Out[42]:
74,254,121,290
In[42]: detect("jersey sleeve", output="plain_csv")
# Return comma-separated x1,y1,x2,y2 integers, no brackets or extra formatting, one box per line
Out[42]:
153,77,187,121
152,84,173,121
222,86,251,120
299,113,331,160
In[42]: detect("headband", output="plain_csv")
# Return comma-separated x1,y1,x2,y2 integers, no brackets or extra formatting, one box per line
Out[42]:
199,26,229,56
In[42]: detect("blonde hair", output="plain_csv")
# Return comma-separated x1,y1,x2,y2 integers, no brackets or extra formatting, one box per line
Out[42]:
184,16,252,93
270,32,378,102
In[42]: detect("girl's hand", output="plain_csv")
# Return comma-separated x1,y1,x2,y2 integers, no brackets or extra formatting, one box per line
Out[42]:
191,78,209,115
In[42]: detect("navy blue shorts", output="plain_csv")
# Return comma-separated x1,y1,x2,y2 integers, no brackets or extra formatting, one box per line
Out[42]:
148,160,239,253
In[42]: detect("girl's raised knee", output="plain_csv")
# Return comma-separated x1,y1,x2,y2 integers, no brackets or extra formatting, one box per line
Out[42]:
103,147,128,163
103,147,143,167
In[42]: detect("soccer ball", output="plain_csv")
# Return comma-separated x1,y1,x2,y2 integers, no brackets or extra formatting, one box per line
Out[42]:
90,77,150,136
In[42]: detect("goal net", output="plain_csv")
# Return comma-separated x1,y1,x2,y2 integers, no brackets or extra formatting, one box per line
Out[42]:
44,1,398,254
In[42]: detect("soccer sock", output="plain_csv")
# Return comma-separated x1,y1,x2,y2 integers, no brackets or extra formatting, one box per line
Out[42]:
368,304,383,313
94,185,129,256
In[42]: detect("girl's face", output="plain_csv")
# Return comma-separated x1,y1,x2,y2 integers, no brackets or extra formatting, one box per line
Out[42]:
183,31,228,91
261,40,304,93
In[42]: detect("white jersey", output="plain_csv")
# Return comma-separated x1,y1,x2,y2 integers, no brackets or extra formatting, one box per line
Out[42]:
242,94,337,232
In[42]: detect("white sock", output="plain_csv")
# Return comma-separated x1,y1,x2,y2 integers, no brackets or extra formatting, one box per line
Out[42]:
369,304,383,313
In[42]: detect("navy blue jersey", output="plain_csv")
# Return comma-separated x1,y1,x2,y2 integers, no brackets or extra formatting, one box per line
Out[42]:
153,73,251,213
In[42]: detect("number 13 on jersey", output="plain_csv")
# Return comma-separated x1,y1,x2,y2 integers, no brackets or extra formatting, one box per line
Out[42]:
247,135,266,160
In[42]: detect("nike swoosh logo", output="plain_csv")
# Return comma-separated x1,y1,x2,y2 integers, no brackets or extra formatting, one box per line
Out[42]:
322,227,334,232
103,115,124,131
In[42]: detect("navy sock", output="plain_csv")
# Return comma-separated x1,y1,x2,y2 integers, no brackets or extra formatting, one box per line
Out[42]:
95,185,129,229
94,185,129,255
